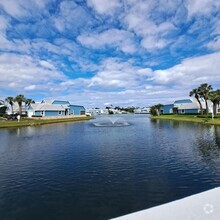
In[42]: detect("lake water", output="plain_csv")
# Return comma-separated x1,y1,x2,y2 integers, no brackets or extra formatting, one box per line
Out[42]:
0,115,220,220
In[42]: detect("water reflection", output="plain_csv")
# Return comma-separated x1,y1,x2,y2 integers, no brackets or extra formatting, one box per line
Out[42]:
195,125,220,160
0,115,220,220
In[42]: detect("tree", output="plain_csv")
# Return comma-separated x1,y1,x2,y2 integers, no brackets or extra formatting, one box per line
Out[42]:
189,88,203,115
25,99,35,107
14,94,26,115
198,83,213,114
150,104,163,116
208,90,220,115
5,96,14,114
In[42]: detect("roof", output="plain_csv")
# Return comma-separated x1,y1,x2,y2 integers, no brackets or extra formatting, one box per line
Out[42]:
30,103,66,111
41,99,53,104
69,104,85,108
174,99,193,104
177,103,199,110
52,100,70,105
41,99,70,105
163,104,174,107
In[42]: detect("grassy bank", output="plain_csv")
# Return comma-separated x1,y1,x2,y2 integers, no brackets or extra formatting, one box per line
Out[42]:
151,114,220,126
0,116,92,129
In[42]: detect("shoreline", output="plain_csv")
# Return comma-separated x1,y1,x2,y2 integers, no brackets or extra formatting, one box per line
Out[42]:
151,114,220,126
0,116,92,129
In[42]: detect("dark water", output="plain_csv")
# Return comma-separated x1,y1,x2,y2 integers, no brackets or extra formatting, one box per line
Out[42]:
0,115,220,220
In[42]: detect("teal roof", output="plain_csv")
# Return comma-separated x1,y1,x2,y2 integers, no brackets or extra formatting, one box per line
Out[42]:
174,99,192,104
52,100,70,105
69,104,85,108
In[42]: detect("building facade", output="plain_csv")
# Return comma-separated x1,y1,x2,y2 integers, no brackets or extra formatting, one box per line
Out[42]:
160,98,214,114
28,99,85,117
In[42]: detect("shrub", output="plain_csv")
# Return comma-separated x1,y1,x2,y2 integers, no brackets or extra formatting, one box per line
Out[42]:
197,115,220,118
2,113,8,119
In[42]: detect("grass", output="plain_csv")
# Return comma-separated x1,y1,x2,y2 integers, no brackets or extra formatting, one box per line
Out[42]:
0,116,92,129
151,114,220,126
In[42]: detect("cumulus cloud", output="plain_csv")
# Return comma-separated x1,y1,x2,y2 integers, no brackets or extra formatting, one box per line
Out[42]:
39,60,56,70
123,1,176,51
0,53,66,92
152,52,220,87
207,37,220,51
0,0,49,19
186,0,220,18
87,0,121,15
77,29,136,53
24,85,36,90
0,15,9,35
54,1,94,34
88,58,152,88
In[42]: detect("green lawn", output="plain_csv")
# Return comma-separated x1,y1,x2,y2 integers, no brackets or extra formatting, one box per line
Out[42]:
151,114,220,125
0,116,92,129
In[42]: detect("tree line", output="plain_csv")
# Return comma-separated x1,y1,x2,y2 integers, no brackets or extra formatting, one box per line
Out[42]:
150,83,220,116
190,83,220,115
5,94,35,115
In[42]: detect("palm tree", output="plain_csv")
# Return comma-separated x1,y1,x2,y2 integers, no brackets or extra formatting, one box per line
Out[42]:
189,88,203,115
198,83,213,114
25,99,35,107
208,90,220,115
14,94,26,115
150,104,163,116
5,96,14,114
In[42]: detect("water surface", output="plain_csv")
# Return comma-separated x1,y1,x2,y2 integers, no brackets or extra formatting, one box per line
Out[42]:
0,115,220,220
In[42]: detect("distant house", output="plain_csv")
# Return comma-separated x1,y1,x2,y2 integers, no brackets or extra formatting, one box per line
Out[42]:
28,99,85,117
134,107,150,114
160,104,174,114
160,98,213,114
173,98,209,114
86,108,117,115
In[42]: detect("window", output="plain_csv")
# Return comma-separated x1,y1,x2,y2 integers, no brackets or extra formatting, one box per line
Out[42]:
41,111,44,115
218,109,220,113
181,109,185,113
58,111,62,115
80,111,86,115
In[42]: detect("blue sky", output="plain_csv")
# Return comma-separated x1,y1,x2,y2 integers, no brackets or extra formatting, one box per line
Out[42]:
0,0,220,107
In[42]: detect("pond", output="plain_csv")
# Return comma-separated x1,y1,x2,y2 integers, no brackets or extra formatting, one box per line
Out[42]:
0,115,220,220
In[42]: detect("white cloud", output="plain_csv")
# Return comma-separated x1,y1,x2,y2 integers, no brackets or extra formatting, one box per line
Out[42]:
77,28,136,53
24,85,36,90
207,37,220,51
0,15,9,35
87,0,121,15
152,52,220,86
123,1,176,51
0,35,32,54
57,84,185,108
0,0,49,19
54,1,93,33
186,0,220,18
0,53,66,92
88,58,152,88
39,60,56,70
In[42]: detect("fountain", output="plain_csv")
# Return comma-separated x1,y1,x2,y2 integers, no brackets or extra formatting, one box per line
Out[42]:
93,117,130,127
